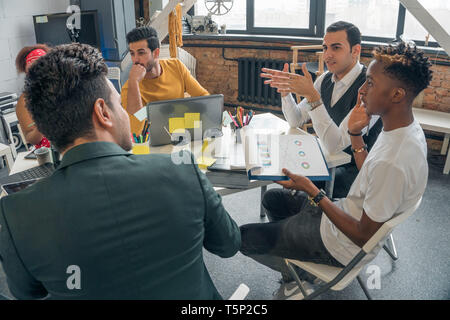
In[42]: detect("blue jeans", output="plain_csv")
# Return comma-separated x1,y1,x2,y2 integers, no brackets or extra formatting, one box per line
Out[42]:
240,188,344,282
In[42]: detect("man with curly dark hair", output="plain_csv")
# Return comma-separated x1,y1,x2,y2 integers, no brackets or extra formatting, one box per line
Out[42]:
240,42,432,299
0,43,240,299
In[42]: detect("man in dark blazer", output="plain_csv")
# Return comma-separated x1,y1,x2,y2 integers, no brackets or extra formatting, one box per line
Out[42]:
0,43,240,299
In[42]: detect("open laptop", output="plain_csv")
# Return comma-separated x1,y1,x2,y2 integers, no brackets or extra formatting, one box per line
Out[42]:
146,94,224,146
0,162,55,194
0,147,60,194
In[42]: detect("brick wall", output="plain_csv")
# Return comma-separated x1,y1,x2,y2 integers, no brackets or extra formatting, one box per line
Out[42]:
182,37,450,150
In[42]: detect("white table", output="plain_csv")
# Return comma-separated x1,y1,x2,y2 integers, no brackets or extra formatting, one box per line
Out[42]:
413,108,450,174
10,113,351,217
148,113,351,216
10,151,37,175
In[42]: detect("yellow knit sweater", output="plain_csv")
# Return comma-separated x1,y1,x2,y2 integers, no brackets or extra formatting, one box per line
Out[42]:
121,58,209,135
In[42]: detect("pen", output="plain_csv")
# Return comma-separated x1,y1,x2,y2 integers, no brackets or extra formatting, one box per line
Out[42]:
202,139,208,152
228,110,239,127
163,126,172,138
237,115,242,128
237,107,241,126
142,121,151,138
141,120,148,136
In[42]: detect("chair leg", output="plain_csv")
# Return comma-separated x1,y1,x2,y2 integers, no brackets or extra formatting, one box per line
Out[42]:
383,234,398,261
260,185,267,218
357,276,373,300
285,261,309,298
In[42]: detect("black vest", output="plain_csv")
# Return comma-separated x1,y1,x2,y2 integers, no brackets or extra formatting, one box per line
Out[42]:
320,66,383,165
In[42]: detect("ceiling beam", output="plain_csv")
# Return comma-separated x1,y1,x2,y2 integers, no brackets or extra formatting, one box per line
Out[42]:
398,0,449,54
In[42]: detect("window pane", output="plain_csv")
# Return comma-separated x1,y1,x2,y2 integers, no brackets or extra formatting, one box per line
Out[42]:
195,0,246,30
326,0,398,39
254,0,310,29
403,0,450,43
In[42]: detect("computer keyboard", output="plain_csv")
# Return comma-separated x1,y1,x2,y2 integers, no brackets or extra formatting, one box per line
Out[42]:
18,163,55,181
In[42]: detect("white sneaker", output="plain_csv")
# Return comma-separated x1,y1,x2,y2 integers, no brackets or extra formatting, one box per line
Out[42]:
272,281,314,300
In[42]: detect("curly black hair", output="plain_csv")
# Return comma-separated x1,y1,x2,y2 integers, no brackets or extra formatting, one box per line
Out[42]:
24,43,110,151
373,42,433,96
126,26,160,51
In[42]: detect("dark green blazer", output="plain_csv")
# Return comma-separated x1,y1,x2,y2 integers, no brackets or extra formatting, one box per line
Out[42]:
0,142,241,299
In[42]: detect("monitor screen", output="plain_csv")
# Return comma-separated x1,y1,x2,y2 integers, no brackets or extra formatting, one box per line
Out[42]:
33,10,100,49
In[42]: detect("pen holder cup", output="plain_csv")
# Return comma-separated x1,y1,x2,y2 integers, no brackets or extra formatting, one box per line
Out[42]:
233,128,242,144
132,142,150,155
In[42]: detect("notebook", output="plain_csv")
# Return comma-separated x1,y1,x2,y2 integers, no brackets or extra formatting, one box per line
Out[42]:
241,129,331,181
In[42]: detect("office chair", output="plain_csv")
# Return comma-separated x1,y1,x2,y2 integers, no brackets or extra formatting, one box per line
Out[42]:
107,67,122,93
285,197,422,300
159,44,197,79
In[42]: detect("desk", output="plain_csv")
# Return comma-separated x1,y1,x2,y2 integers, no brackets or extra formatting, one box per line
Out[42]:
148,113,351,215
413,108,450,174
10,114,351,216
10,151,37,175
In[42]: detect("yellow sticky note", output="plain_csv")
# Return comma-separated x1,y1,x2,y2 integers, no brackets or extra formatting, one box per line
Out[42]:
169,117,185,133
197,156,216,170
132,144,150,155
185,113,201,129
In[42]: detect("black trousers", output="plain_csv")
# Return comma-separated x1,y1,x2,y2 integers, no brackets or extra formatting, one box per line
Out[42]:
240,189,344,282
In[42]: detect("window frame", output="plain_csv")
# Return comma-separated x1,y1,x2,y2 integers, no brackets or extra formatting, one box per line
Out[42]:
191,0,441,48
245,0,320,37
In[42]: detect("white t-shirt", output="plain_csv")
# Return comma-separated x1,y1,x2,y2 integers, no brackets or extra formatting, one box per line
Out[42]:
320,120,428,267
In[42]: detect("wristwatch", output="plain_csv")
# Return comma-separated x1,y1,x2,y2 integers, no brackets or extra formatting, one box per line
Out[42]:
351,144,368,153
307,98,323,111
308,189,327,206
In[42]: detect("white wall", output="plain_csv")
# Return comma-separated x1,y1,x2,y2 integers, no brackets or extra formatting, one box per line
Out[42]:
0,0,70,95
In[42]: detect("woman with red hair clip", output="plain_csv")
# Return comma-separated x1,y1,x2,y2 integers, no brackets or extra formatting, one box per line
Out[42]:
15,44,51,149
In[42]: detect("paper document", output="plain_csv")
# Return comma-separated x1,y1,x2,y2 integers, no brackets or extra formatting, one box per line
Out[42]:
134,107,147,122
242,128,330,181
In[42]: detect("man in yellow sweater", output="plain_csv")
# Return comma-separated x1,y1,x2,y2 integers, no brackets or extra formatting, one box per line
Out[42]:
121,26,209,135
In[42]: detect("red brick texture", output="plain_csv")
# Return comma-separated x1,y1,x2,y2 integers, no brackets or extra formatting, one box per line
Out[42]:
182,38,450,150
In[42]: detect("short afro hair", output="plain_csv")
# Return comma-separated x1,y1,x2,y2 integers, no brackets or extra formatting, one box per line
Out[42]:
24,43,111,151
126,26,160,51
373,42,433,96
15,44,51,73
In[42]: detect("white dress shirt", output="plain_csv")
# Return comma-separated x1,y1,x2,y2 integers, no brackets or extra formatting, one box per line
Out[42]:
281,62,380,154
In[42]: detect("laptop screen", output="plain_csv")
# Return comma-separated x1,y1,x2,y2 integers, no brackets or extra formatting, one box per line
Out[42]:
146,94,224,146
